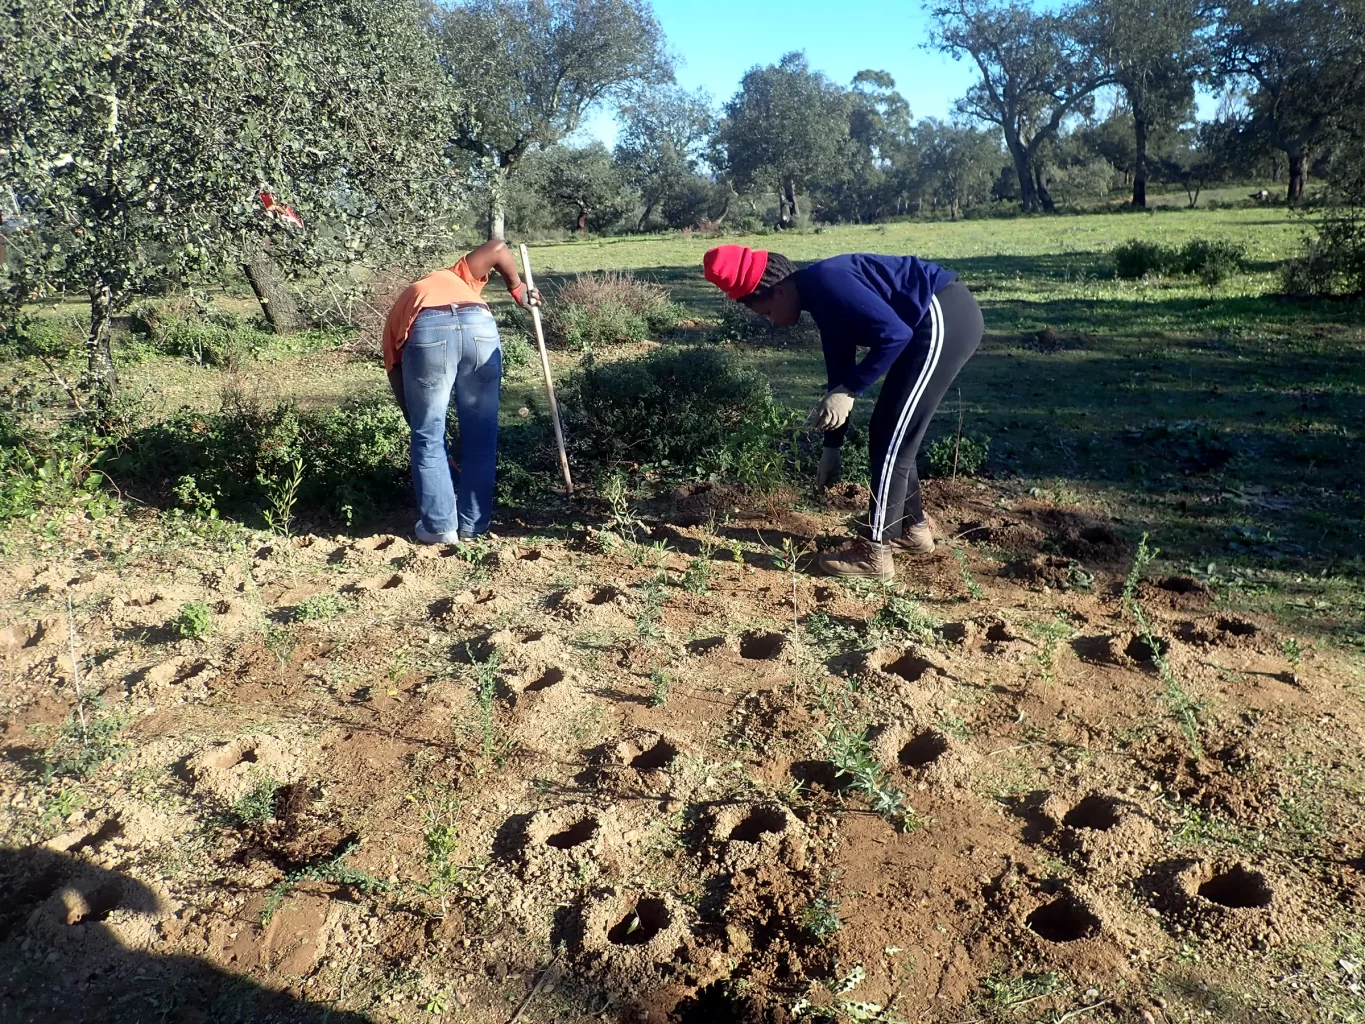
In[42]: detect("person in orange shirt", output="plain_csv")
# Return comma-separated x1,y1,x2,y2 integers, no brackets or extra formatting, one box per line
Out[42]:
383,239,540,545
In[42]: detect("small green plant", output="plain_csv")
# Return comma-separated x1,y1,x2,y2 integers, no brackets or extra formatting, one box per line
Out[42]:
409,786,464,915
870,593,940,646
727,538,746,566
792,964,903,1022
819,684,920,831
983,971,1063,1006
1023,614,1074,684
172,601,213,640
635,570,669,643
1121,533,1157,616
800,896,842,939
1282,636,1302,667
42,697,129,781
40,786,86,825
261,839,390,925
232,769,279,827
467,645,504,761
601,471,646,549
262,454,305,537
927,434,989,478
805,611,863,654
682,522,720,594
648,668,672,707
953,548,985,600
293,593,348,623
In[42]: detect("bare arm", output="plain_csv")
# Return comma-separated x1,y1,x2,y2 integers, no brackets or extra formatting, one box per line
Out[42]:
464,238,522,294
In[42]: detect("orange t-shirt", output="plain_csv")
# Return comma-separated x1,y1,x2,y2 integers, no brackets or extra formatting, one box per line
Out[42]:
382,258,490,371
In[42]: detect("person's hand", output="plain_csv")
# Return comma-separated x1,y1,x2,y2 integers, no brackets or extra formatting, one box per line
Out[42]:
510,283,542,308
815,446,842,488
807,387,855,432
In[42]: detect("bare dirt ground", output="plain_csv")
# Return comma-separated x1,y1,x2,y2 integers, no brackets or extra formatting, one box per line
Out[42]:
2,478,1363,1024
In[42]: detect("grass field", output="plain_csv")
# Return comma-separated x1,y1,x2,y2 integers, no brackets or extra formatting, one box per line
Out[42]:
2,202,1364,1024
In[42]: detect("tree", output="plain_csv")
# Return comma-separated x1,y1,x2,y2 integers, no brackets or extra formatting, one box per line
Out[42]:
714,53,853,224
437,0,671,239
915,120,1001,218
1080,0,1204,207
1208,0,1365,201
0,0,466,405
536,143,636,236
928,0,1114,212
614,87,715,230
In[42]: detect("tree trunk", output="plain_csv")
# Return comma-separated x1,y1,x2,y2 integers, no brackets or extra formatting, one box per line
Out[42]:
1035,167,1056,213
242,249,305,334
1288,151,1308,202
576,209,589,238
1010,142,1039,213
785,179,799,220
636,200,656,233
488,164,508,240
1132,114,1149,209
1271,157,1281,183
87,281,117,408
950,199,960,221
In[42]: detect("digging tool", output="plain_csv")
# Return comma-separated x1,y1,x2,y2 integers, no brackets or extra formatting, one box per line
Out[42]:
519,244,574,496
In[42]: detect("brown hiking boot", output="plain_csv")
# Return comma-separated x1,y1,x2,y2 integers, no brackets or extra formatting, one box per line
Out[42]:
818,539,894,580
890,518,935,556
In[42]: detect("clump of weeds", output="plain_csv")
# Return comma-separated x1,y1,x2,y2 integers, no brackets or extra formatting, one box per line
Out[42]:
232,770,279,827
870,592,939,646
648,668,672,707
816,681,921,832
293,593,348,623
261,839,390,925
173,601,213,640
800,894,842,940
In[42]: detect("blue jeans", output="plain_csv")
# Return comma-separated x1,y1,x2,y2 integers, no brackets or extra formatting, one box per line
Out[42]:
400,305,501,537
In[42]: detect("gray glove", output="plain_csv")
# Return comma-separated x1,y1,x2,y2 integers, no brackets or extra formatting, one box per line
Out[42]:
815,446,842,488
807,387,855,432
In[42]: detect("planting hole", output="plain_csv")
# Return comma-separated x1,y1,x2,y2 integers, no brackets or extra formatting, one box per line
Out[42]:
439,544,461,558
1198,866,1273,909
71,881,123,925
1217,617,1257,637
686,636,725,655
1026,898,1101,943
588,587,621,606
607,897,669,946
986,623,1014,643
526,667,565,693
380,574,404,590
729,807,787,843
899,730,949,768
887,653,934,682
1063,795,1123,831
1125,635,1166,662
1159,576,1203,595
521,631,545,644
739,632,784,660
939,622,969,644
520,549,543,561
1079,525,1117,545
545,818,598,850
630,737,678,772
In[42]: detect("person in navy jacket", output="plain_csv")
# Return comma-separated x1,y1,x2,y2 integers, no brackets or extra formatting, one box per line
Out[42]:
703,244,984,579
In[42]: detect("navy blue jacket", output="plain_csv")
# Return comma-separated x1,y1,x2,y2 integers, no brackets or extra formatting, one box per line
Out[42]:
793,254,957,395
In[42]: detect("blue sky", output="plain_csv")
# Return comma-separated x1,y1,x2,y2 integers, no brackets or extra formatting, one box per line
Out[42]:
577,0,983,145
575,0,1215,146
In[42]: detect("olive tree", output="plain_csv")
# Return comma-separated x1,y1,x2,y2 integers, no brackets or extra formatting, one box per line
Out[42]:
0,0,467,405
437,0,672,239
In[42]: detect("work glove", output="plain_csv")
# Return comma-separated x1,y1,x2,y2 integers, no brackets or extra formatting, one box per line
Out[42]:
814,446,842,488
510,283,542,308
807,386,855,432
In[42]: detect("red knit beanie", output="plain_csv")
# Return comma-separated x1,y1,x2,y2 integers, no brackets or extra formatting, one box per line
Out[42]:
703,245,769,300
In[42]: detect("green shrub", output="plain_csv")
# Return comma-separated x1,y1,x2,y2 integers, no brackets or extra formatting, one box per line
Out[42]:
1177,239,1246,285
492,308,534,369
1281,210,1365,297
233,770,279,826
560,346,779,474
543,271,684,350
107,398,410,528
1112,239,1177,279
926,435,990,477
173,602,213,639
712,301,792,343
0,413,118,524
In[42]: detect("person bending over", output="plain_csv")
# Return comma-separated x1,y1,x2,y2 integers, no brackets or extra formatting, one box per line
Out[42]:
703,244,983,580
383,240,539,545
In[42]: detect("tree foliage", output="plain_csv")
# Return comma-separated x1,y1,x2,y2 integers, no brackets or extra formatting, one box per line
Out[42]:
437,0,671,237
615,87,716,230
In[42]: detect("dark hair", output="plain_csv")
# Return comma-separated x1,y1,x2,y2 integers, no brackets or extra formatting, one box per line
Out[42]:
740,252,796,305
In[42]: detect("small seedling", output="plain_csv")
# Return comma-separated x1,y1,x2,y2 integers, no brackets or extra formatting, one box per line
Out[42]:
1124,535,1202,755
233,769,279,827
409,786,464,915
261,839,390,925
682,525,720,594
952,548,985,600
293,593,347,622
262,455,305,538
1122,532,1158,616
635,570,669,643
40,786,85,824
819,686,920,831
800,896,842,939
1282,636,1301,666
173,601,213,640
467,645,504,761
648,668,671,707
42,696,129,781
1023,614,1074,684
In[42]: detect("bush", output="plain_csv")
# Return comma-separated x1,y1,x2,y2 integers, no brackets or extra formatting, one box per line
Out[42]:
1113,238,1246,284
1176,239,1246,286
173,602,213,639
492,307,535,370
542,271,684,351
926,435,990,477
560,346,781,474
712,302,790,344
1281,209,1365,297
107,397,410,528
1112,239,1177,279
